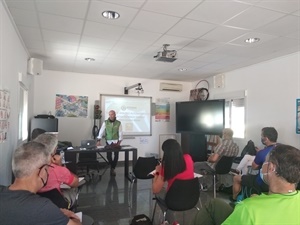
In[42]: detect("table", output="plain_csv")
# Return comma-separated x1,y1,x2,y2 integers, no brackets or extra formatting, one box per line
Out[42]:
65,145,137,181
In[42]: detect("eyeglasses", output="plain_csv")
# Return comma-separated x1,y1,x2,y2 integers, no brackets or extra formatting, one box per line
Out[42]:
38,164,53,176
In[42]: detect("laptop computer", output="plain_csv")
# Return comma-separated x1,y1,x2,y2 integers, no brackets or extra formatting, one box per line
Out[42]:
80,140,96,149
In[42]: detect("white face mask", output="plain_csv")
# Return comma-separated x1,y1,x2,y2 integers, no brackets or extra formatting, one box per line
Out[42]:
259,162,275,184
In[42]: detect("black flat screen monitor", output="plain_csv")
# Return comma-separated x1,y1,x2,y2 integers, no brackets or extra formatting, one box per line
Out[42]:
176,99,225,135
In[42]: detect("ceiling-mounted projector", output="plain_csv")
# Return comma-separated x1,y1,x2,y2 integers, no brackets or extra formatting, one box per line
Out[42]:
154,44,177,62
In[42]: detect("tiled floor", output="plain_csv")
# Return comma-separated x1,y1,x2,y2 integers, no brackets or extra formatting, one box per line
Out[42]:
77,165,232,225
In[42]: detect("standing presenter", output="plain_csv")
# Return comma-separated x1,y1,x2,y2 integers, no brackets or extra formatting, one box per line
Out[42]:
97,110,123,176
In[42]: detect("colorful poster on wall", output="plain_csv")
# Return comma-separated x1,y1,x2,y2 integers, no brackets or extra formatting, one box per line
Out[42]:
0,90,10,143
297,99,300,134
155,98,170,122
55,94,88,118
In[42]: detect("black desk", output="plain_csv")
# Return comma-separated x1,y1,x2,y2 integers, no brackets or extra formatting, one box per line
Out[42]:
65,145,137,181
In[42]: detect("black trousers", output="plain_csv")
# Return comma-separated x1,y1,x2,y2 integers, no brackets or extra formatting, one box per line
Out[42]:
107,151,119,169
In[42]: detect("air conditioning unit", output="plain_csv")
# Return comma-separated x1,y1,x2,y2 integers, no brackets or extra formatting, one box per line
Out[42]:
160,83,183,92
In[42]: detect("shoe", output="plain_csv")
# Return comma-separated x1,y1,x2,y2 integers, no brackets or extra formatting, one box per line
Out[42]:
110,168,116,176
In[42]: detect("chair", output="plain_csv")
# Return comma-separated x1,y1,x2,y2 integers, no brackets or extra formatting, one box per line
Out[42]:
38,188,70,209
130,156,158,183
213,156,235,198
152,178,200,224
128,156,158,207
77,153,101,177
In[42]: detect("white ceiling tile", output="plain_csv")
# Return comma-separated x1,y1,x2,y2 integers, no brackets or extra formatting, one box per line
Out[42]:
17,26,43,41
256,0,300,14
23,40,44,50
36,0,89,19
193,53,228,63
43,58,75,72
186,0,251,24
5,0,35,11
183,39,224,52
102,0,146,9
120,29,162,45
177,60,208,69
167,19,216,39
45,49,77,61
8,8,39,27
152,35,194,49
39,13,84,34
286,31,300,39
87,1,139,27
224,6,285,30
201,26,248,43
293,10,300,16
142,0,203,17
112,41,149,53
174,50,204,61
44,42,78,53
83,21,126,40
230,32,278,46
42,30,81,45
77,46,110,58
80,36,117,50
256,15,300,37
129,10,181,33
28,48,47,58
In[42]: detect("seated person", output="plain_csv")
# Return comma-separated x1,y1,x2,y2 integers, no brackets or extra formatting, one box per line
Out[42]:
34,134,81,209
194,128,239,189
231,127,278,201
152,139,194,224
190,144,300,225
0,141,81,225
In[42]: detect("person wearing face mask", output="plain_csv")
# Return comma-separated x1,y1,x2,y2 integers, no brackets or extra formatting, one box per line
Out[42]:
0,142,81,225
190,144,300,225
35,134,80,209
96,110,123,176
231,127,278,202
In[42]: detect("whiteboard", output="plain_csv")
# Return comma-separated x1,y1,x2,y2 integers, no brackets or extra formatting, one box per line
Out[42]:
100,94,152,136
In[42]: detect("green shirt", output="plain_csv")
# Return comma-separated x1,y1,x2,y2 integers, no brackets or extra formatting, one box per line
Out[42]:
222,191,300,225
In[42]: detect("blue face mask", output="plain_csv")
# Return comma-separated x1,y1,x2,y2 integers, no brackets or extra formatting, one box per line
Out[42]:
259,162,269,185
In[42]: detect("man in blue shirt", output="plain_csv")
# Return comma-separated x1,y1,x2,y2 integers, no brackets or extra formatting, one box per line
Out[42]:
231,127,278,201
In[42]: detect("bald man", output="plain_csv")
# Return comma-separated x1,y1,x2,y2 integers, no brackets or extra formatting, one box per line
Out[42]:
97,110,123,176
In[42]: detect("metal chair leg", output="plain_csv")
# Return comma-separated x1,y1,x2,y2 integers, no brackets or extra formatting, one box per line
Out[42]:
213,174,216,198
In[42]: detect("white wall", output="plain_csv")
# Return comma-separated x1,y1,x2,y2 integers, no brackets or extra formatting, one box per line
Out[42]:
206,52,300,149
33,70,192,160
0,2,33,185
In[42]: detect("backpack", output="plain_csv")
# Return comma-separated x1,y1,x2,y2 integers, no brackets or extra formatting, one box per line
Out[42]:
233,140,256,163
130,214,152,225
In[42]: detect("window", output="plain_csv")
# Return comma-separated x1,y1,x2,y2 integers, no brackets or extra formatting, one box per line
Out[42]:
225,98,245,138
18,83,28,142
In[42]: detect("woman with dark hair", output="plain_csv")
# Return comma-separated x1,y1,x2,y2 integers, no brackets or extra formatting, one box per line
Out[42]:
152,139,194,223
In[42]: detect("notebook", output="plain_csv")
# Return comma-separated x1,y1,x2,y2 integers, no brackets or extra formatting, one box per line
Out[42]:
80,139,96,149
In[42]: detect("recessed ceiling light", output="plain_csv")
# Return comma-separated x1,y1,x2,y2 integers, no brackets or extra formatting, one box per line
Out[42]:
102,10,120,20
85,58,95,62
178,68,187,72
245,37,260,44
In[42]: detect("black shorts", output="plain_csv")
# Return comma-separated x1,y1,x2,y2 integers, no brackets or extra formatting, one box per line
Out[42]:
241,174,269,194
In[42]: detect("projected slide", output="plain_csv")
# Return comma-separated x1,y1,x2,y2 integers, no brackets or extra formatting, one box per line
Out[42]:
100,94,152,136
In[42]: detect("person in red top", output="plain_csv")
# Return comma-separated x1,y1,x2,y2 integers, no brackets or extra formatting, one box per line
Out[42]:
152,139,194,223
35,134,79,208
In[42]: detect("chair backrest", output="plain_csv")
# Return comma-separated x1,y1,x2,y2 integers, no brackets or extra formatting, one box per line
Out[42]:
165,178,200,211
133,156,158,179
215,156,235,174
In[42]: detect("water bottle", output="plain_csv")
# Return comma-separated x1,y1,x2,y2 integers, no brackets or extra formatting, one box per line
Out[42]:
60,150,65,165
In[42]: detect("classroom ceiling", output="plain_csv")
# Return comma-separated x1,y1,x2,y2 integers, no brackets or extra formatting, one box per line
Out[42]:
4,0,300,82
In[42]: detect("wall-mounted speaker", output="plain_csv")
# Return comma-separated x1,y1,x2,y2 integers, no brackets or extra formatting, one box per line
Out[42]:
213,74,225,88
27,58,43,75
